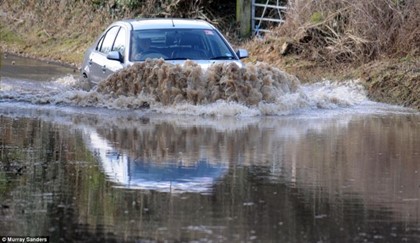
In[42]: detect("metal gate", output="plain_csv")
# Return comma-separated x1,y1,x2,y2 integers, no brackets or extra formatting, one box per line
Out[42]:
252,0,288,35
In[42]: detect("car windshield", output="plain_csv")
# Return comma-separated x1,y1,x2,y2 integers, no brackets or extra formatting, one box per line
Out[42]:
130,29,236,61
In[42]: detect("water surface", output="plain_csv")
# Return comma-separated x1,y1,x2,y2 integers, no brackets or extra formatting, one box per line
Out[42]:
0,54,419,242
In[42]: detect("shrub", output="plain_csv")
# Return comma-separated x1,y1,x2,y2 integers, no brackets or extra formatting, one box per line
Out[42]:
277,0,420,63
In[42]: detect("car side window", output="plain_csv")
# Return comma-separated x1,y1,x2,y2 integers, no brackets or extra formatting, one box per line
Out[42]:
112,27,126,56
96,35,105,51
99,26,120,54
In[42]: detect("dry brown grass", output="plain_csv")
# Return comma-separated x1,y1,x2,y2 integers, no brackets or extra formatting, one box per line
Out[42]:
280,0,420,109
0,0,236,65
360,57,420,109
242,0,420,109
275,0,420,63
0,0,114,64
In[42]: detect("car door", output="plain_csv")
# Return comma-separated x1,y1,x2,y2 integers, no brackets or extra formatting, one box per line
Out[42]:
88,26,121,83
107,26,127,73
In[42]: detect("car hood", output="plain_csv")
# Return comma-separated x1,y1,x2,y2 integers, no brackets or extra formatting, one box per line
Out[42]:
130,59,244,69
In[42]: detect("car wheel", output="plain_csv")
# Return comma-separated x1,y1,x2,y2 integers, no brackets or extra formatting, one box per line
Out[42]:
78,73,94,91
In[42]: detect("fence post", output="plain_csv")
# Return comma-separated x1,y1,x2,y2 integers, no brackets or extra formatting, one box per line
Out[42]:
236,0,252,37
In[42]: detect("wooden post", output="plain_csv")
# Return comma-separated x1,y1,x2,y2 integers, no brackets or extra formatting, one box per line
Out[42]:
236,0,252,37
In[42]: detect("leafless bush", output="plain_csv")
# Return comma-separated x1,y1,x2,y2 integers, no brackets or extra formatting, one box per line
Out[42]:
277,0,420,63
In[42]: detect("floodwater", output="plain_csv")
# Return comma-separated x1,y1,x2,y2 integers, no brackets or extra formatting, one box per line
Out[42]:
0,54,419,242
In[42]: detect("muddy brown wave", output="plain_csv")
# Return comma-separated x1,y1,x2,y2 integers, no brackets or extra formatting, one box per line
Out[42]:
96,59,300,106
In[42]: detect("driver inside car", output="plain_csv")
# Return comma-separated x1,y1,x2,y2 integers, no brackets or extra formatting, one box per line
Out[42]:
139,38,151,52
132,38,154,60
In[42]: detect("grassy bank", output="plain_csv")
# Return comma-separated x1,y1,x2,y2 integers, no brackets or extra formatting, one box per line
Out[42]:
0,0,418,109
243,0,419,109
0,0,118,65
242,39,420,110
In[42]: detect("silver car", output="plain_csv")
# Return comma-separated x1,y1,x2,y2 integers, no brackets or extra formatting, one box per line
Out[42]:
81,18,248,84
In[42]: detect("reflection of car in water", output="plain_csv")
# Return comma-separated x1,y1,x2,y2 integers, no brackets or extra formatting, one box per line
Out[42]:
127,160,227,193
87,130,228,193
81,18,249,85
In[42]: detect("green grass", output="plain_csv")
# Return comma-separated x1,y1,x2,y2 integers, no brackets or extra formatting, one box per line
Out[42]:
0,23,23,44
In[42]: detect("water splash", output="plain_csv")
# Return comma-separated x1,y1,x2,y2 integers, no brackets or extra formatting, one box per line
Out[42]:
96,59,300,105
0,60,370,116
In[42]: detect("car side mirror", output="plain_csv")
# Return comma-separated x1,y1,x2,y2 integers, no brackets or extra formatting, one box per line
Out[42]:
236,49,249,59
107,51,124,63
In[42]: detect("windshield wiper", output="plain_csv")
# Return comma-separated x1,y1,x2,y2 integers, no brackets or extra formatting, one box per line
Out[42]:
210,56,234,60
165,57,197,60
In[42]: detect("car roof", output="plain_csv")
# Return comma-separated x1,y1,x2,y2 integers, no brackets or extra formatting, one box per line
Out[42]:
121,18,216,30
